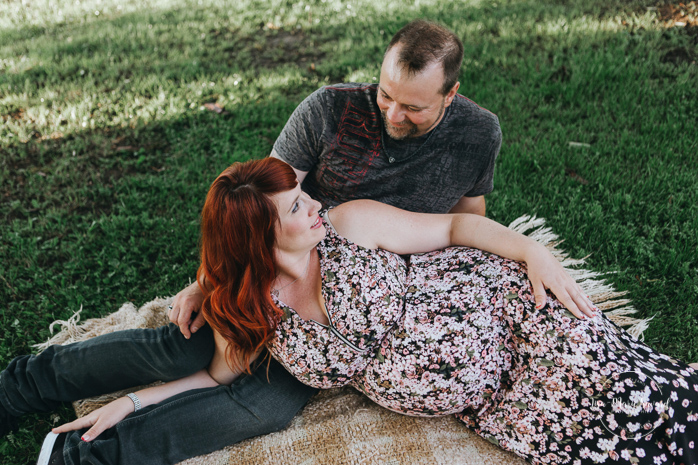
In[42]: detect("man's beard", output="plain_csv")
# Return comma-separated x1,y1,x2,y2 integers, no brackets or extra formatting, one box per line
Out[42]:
380,98,446,141
380,110,419,140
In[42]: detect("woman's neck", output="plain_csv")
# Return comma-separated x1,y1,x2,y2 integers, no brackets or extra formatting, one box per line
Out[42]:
273,249,314,294
272,248,328,325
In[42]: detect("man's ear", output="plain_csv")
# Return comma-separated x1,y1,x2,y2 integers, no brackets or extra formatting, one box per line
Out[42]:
444,81,460,108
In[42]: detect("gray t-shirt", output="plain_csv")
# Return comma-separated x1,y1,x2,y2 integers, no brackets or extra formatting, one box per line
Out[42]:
274,83,502,214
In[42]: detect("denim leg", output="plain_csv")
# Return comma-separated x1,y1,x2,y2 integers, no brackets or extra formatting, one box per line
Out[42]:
62,353,318,465
0,324,214,417
1,325,317,463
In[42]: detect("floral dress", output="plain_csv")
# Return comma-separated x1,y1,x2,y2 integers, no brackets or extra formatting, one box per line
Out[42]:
267,213,698,465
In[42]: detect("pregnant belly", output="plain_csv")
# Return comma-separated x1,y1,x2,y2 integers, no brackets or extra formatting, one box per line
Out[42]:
351,296,515,417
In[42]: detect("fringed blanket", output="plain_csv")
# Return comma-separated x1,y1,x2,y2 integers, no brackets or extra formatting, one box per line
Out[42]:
38,216,650,464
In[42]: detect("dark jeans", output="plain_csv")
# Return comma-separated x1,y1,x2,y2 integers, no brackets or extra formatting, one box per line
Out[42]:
0,323,318,464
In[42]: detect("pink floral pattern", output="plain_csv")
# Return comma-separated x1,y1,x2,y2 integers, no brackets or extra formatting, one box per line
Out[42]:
268,214,698,464
269,213,407,389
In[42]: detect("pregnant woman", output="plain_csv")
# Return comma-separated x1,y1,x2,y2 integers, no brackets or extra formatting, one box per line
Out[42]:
200,158,698,464
24,157,698,464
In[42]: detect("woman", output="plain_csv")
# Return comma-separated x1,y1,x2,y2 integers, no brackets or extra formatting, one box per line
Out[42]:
46,157,698,465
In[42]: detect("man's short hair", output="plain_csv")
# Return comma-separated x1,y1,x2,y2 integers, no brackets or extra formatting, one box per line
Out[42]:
386,20,464,95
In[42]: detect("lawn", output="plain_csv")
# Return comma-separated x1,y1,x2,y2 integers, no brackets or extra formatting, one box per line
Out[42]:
1,0,696,461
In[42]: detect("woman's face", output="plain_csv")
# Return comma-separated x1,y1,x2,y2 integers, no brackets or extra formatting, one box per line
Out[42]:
271,184,325,256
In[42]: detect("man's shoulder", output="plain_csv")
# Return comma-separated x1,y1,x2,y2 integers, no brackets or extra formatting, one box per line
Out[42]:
321,82,377,94
436,94,502,157
308,83,379,121
292,83,377,119
450,94,500,127
314,82,377,103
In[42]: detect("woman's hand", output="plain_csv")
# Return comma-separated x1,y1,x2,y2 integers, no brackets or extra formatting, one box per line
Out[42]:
524,242,597,319
52,396,134,442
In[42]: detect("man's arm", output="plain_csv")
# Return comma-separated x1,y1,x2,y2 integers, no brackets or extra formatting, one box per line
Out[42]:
169,281,207,338
448,195,486,216
170,272,213,338
270,149,308,184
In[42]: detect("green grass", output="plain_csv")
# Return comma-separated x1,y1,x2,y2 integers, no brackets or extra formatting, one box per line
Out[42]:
1,0,696,461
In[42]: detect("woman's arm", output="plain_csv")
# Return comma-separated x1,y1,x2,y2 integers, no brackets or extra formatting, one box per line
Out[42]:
329,200,596,319
52,369,221,441
52,331,247,442
207,329,248,385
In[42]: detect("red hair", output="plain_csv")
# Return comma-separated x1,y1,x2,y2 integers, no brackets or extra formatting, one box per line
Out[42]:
198,157,298,373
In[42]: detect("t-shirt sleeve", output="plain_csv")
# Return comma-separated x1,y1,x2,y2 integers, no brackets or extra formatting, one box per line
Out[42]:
465,120,502,197
273,87,329,172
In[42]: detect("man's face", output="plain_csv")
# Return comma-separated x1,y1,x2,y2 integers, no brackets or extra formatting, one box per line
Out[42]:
377,45,459,140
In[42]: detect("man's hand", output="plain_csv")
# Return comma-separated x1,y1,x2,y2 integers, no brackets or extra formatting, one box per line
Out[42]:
169,281,206,339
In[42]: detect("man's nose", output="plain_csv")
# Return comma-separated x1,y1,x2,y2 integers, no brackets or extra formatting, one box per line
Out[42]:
386,103,404,124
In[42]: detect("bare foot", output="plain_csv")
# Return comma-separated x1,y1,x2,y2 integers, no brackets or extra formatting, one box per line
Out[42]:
689,363,698,370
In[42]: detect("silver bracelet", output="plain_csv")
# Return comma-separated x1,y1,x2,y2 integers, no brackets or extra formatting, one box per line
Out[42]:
126,393,142,412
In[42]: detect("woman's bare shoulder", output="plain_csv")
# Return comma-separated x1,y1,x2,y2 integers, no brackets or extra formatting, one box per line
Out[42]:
328,200,396,249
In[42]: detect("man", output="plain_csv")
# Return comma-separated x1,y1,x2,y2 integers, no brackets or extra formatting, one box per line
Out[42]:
173,18,502,338
269,22,498,217
4,20,501,464
164,17,501,461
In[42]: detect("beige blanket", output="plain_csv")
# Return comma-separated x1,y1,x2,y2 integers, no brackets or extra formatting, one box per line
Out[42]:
39,216,649,464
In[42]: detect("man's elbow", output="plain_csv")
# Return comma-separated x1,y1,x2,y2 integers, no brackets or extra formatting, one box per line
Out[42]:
449,196,486,216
